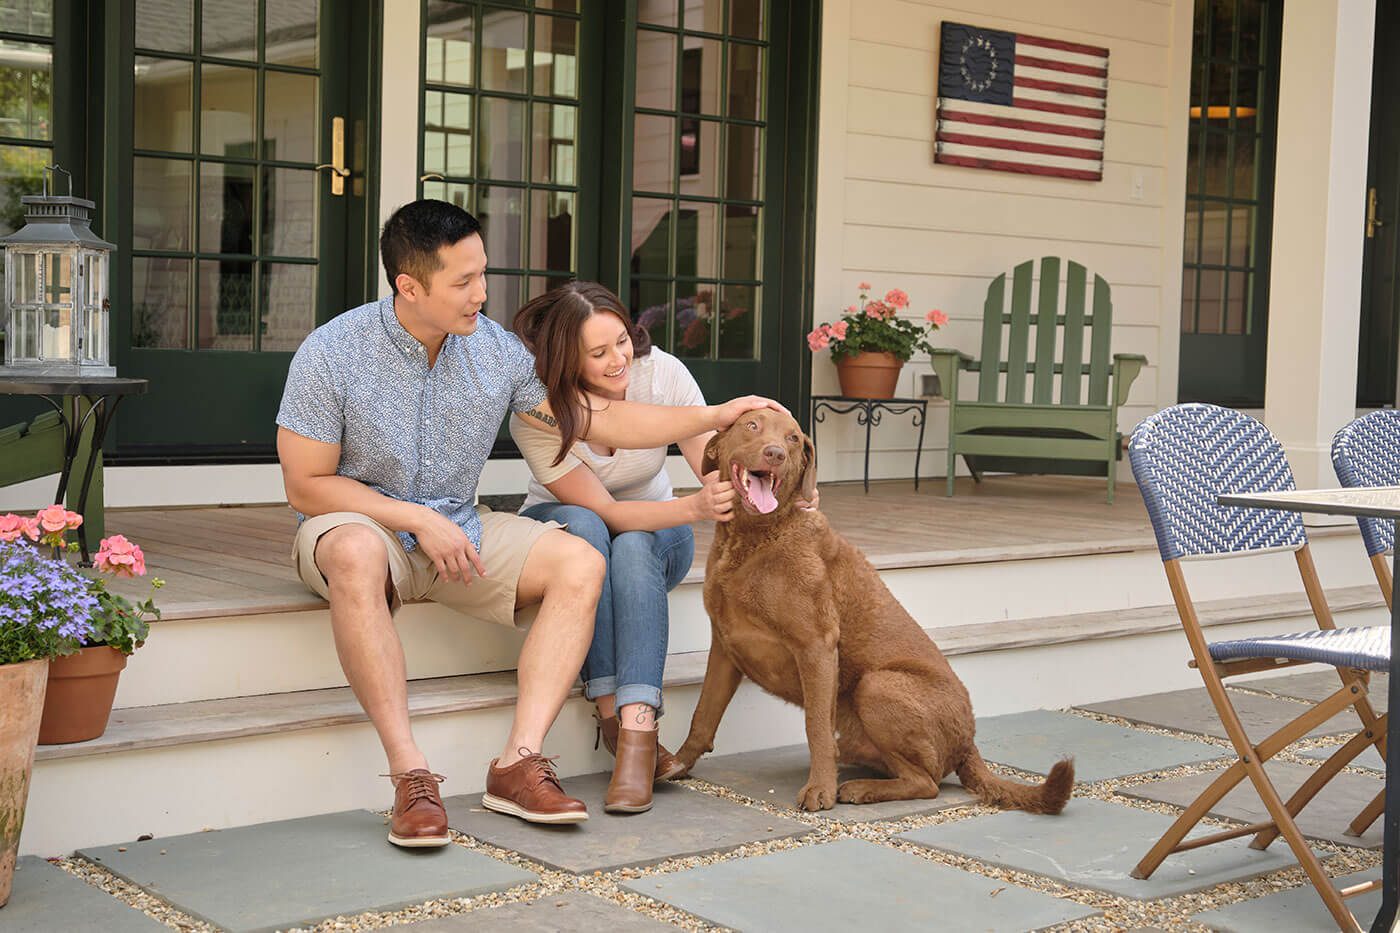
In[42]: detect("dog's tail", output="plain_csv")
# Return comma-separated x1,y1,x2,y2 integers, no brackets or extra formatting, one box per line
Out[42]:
955,746,1074,815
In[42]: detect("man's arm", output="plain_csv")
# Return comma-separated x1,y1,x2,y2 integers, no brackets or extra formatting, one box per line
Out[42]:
515,394,786,449
278,428,428,532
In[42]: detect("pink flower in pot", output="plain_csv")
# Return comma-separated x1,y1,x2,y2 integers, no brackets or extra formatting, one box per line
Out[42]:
94,534,148,578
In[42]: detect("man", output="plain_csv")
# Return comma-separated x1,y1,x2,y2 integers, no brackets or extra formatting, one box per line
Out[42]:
276,199,779,846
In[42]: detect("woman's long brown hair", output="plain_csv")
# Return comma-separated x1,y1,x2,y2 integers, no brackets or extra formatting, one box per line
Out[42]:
513,281,653,466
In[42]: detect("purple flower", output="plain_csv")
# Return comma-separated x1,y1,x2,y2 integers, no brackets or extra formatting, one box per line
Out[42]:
0,539,98,663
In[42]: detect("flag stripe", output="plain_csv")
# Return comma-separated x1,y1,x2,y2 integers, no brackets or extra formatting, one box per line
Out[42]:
937,97,1104,131
1012,95,1107,119
1012,43,1110,70
1014,74,1108,99
937,142,1102,172
1015,33,1110,60
936,107,1105,140
1016,53,1107,79
936,130,1103,160
1020,64,1107,92
937,153,1103,181
937,121,1105,153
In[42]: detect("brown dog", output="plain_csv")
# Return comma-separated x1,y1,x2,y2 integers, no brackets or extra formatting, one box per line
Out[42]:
673,409,1074,813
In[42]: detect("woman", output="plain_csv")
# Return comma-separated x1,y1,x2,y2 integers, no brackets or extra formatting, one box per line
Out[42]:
510,281,734,815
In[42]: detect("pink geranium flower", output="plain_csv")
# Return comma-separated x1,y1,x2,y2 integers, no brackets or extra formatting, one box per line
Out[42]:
885,289,910,309
806,325,832,352
845,304,858,315
36,504,82,534
829,320,849,340
865,300,888,320
857,281,872,291
95,534,147,577
926,309,949,327
0,513,33,543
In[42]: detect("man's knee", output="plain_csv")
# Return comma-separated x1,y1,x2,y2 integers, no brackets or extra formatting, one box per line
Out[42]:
314,523,390,587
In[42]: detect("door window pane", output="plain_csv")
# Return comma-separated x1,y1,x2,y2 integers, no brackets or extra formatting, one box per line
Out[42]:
424,89,474,176
201,63,256,155
679,39,721,115
266,0,318,68
719,283,757,359
635,30,676,111
534,15,578,99
675,281,716,358
729,2,764,40
263,168,318,257
131,256,190,349
725,122,761,200
426,2,474,87
678,118,719,195
264,71,319,163
199,161,255,254
480,9,527,94
133,157,192,251
0,39,51,140
727,43,763,120
478,96,526,181
261,262,315,350
632,278,671,350
677,200,718,279
423,179,472,210
199,259,254,350
478,185,524,268
136,0,191,53
633,113,675,193
486,271,522,325
529,189,574,272
135,57,193,152
203,0,258,61
723,205,760,281
630,197,671,277
692,0,723,33
638,1,678,28
0,1,52,36
531,102,576,185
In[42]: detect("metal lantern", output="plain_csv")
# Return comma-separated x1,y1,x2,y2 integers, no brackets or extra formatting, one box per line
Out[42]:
0,165,115,377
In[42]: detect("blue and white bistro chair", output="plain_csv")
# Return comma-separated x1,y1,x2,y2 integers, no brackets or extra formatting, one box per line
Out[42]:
1129,403,1387,933
1332,409,1400,609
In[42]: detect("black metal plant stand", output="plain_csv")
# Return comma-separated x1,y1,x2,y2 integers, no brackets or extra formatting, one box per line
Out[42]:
809,395,929,493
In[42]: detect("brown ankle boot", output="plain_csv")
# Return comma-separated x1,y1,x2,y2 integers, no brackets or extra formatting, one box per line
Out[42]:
595,713,687,782
605,727,657,813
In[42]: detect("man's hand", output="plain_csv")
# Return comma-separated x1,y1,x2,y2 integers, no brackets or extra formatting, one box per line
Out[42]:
711,395,789,430
409,507,487,583
688,470,736,522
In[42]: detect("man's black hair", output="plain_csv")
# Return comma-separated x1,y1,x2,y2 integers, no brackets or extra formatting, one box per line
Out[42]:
379,199,483,295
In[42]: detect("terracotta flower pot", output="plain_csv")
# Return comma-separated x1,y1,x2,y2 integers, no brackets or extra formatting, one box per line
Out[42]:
37,646,127,745
0,658,48,908
835,351,904,399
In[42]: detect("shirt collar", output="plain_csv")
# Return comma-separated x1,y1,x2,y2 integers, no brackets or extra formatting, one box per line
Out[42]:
379,294,458,360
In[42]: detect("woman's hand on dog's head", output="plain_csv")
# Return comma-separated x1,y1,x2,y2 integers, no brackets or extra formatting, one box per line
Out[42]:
711,395,789,430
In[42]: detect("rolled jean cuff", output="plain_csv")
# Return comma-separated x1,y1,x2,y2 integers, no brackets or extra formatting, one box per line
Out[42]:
582,675,617,702
615,683,664,717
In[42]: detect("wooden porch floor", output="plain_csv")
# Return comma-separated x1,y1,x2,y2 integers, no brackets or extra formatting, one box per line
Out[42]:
105,476,1158,621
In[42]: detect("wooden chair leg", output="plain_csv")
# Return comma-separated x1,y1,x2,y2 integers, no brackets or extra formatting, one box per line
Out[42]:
1133,760,1250,879
1250,713,1380,850
1349,787,1384,837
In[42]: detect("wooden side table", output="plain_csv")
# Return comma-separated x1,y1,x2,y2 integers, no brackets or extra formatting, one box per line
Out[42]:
0,376,148,563
809,395,929,493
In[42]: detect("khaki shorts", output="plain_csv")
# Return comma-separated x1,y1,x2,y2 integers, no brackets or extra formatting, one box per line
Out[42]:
291,508,563,628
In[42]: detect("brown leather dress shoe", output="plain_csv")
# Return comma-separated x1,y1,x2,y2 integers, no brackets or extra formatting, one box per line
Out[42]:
605,727,657,814
482,750,589,824
385,769,449,848
596,714,686,782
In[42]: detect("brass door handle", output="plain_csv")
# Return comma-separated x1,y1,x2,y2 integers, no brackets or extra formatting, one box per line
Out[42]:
1368,187,1384,238
420,173,445,182
314,116,348,195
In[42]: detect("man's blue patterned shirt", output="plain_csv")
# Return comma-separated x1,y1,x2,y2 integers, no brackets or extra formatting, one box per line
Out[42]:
275,295,548,553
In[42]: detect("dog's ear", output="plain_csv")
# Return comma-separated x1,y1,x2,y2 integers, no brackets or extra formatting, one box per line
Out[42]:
798,433,818,502
702,433,723,476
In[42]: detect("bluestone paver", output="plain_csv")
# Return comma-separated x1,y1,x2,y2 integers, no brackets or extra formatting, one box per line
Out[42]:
901,797,1299,899
1297,740,1384,771
77,811,536,933
1246,671,1388,715
1122,759,1384,848
403,891,674,931
1194,869,1380,931
444,771,808,873
975,709,1228,782
0,856,167,932
623,838,1099,931
1079,686,1356,740
688,743,975,822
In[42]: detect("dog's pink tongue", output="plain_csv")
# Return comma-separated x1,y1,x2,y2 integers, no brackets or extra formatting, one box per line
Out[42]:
748,474,778,513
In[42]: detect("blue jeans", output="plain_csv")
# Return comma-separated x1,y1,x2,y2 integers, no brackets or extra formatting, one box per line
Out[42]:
521,502,694,715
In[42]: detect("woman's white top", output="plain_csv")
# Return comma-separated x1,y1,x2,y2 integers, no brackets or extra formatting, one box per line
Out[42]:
511,348,707,511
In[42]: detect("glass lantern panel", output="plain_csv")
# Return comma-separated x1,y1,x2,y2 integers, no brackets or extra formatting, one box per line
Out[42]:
40,304,72,362
41,251,72,305
83,251,106,307
11,306,38,360
84,305,106,362
14,250,37,303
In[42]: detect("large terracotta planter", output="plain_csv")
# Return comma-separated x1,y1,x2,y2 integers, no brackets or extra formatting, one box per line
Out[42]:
835,351,904,399
0,658,48,908
37,646,126,745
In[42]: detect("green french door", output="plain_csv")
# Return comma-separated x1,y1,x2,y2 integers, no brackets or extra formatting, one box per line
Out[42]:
416,0,811,409
112,0,374,457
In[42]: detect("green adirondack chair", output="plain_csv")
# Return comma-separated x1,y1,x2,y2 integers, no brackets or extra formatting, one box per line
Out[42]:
929,257,1147,504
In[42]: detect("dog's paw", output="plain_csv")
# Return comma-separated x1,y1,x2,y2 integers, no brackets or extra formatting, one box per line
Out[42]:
797,779,837,811
673,740,707,773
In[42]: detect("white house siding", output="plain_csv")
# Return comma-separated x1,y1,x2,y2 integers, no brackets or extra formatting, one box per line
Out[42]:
812,0,1191,485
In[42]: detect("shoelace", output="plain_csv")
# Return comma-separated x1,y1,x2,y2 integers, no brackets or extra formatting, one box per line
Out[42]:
382,770,445,807
516,748,565,792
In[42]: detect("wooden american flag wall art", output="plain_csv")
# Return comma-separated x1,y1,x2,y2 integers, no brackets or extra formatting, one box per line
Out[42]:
935,22,1109,181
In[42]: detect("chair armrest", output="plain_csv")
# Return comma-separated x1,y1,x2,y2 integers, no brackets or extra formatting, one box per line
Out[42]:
1111,353,1148,406
930,349,973,402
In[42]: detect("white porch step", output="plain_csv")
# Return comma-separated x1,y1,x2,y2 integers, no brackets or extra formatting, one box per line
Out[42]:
22,580,1387,857
111,525,1378,710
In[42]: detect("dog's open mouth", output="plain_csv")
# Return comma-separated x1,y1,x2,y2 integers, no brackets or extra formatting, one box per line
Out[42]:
732,462,780,514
